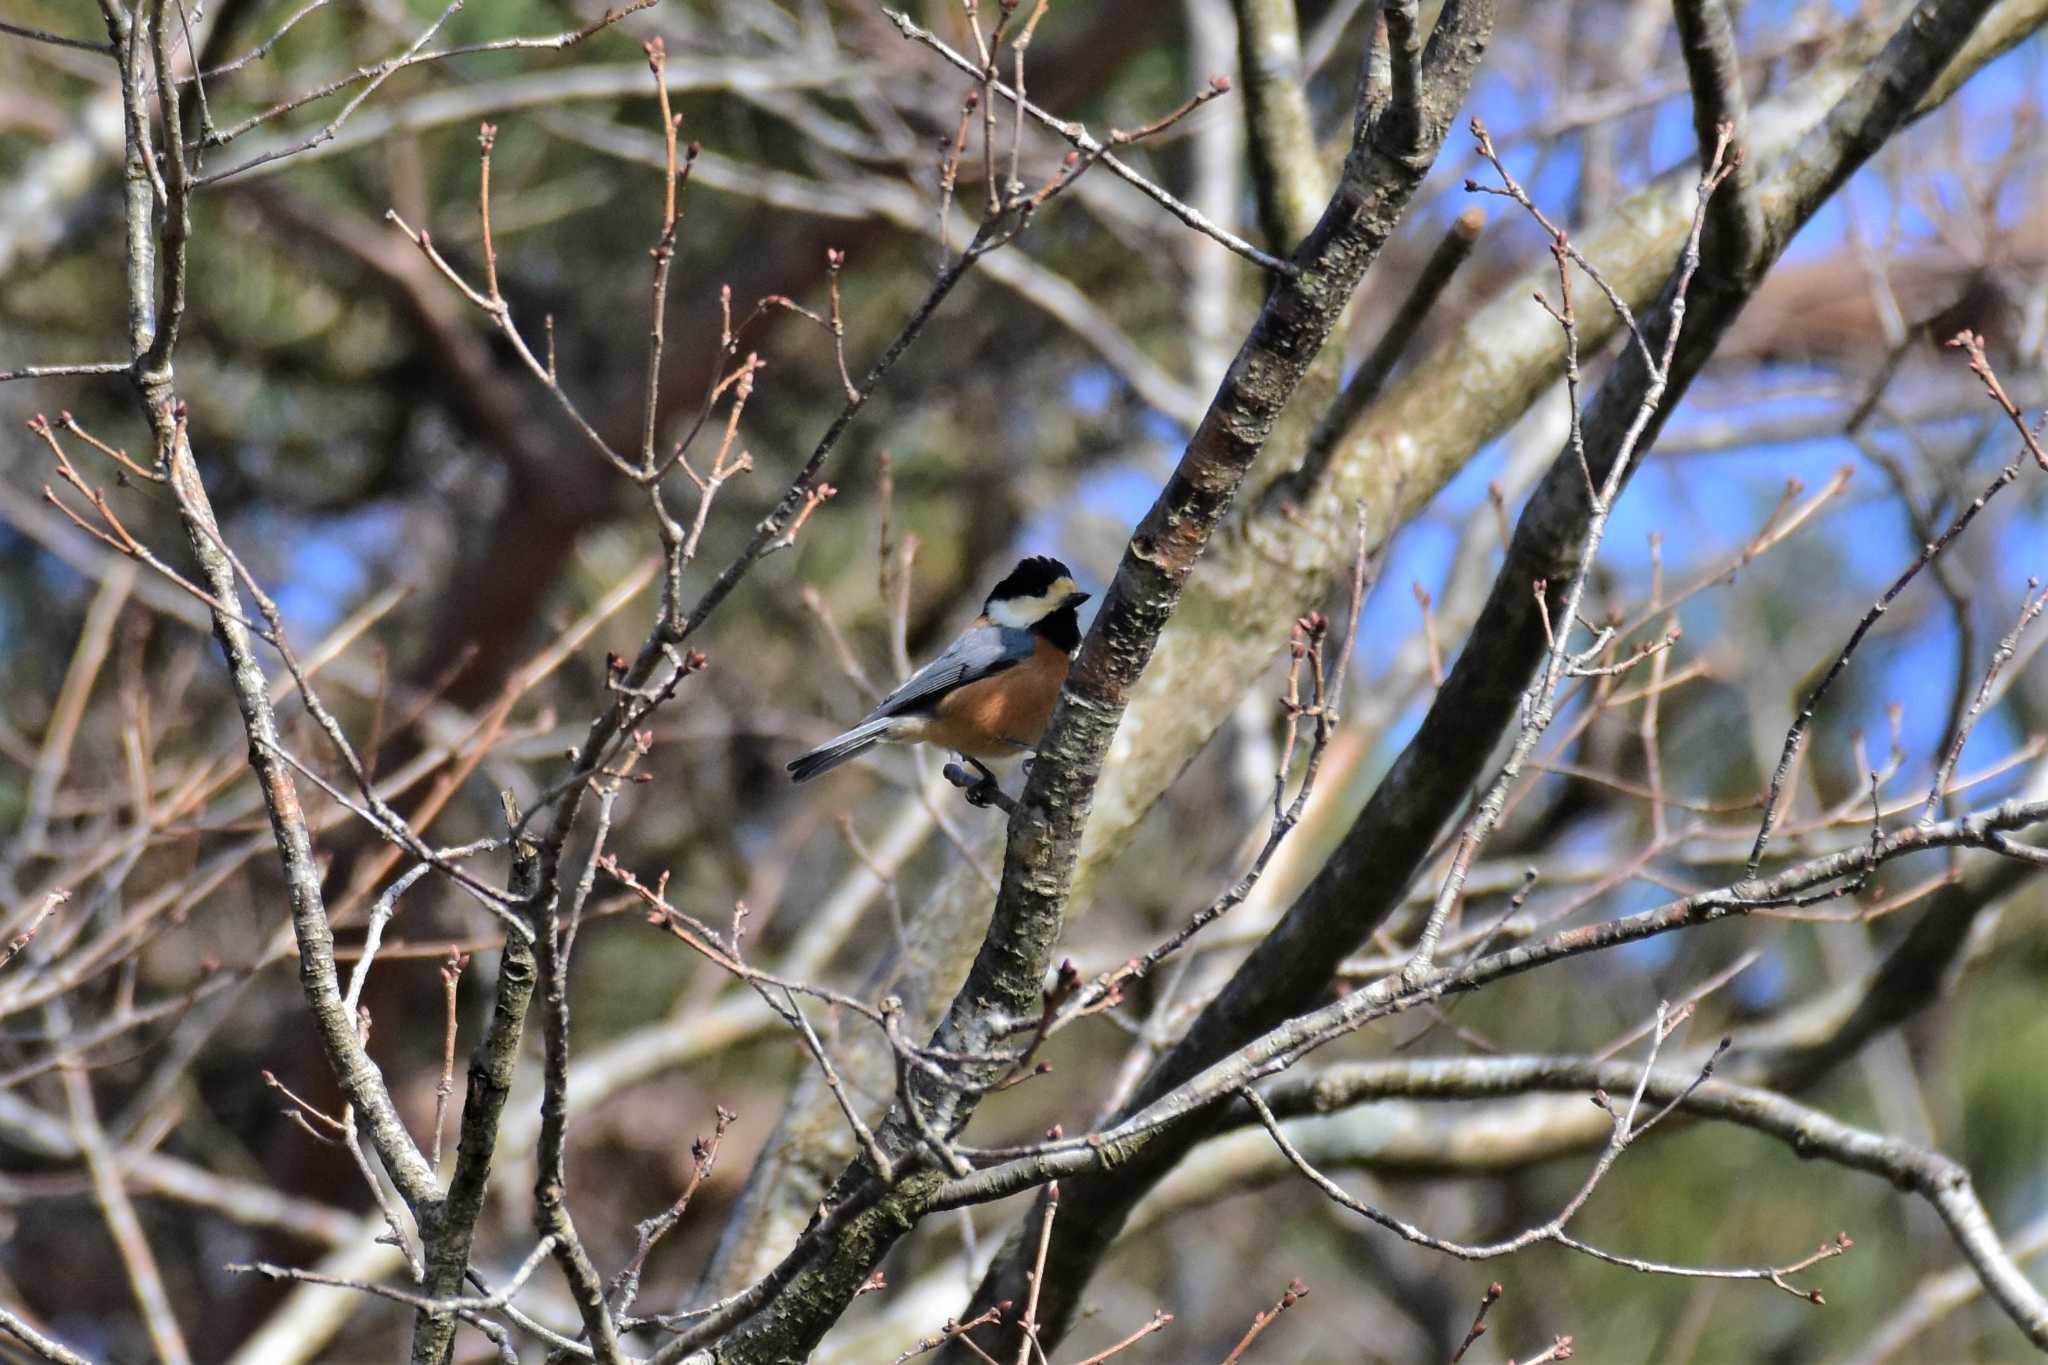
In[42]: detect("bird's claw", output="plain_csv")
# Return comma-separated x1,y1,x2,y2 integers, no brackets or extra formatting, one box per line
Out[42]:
943,758,1015,813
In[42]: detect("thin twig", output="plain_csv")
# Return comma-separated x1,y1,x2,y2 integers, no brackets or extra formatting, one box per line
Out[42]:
881,7,1291,274
1748,457,2023,878
1067,1310,1174,1364
1449,1282,1503,1364
1948,329,2047,470
1218,1279,1308,1364
1013,1181,1059,1365
198,1,464,185
0,1305,95,1365
891,1306,1006,1363
231,1235,557,1313
0,18,114,54
1921,579,2048,827
0,361,131,384
431,948,467,1171
195,0,656,159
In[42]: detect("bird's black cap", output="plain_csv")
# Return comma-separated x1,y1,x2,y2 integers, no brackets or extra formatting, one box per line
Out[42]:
986,555,1075,606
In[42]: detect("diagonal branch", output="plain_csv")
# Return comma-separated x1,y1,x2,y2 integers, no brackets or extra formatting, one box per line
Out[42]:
93,0,448,1273
410,827,540,1364
929,0,1492,1184
656,6,1496,1362
945,0,2007,1346
658,15,2044,1314
882,7,1294,275
1233,0,1325,248
0,1304,95,1365
1673,0,1764,268
60,1032,192,1365
1251,1056,2048,1347
924,793,2048,1244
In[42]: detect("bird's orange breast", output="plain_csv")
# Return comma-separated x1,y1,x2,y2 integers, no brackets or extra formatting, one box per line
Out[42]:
923,636,1070,758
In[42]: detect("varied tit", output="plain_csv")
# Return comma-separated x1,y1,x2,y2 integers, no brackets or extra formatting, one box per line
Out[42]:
787,555,1091,785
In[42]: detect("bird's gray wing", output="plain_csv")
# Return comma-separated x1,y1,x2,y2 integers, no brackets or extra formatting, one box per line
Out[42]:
867,624,1035,720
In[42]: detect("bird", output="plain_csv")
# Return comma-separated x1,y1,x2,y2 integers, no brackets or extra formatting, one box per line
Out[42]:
787,554,1090,788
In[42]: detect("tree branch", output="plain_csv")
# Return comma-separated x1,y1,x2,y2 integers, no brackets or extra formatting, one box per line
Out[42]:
947,0,2007,1344
881,7,1294,275
411,827,540,1364
96,0,447,1279
670,12,2042,1313
1253,1056,2048,1347
0,1304,95,1365
1233,0,1325,248
659,4,1497,1361
1673,0,1764,268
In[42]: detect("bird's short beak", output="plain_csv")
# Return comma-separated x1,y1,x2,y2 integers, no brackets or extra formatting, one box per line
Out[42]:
1064,590,1091,608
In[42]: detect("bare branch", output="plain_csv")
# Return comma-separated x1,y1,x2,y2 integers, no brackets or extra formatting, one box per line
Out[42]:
1921,579,2048,827
0,360,130,383
1673,0,1763,268
194,1,656,177
882,7,1293,274
1374,0,1423,155
233,1234,558,1314
0,18,114,54
1749,454,2027,877
1218,1278,1308,1365
61,1040,192,1365
1234,0,1323,247
0,1304,95,1365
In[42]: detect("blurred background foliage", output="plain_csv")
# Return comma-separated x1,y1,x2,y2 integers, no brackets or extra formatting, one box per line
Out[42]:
2,0,2047,1361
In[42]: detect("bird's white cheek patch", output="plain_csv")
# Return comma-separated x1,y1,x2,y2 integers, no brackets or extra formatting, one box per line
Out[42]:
987,578,1076,629
986,597,1040,629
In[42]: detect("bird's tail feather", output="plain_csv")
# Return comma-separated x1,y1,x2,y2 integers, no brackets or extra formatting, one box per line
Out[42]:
787,718,893,782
